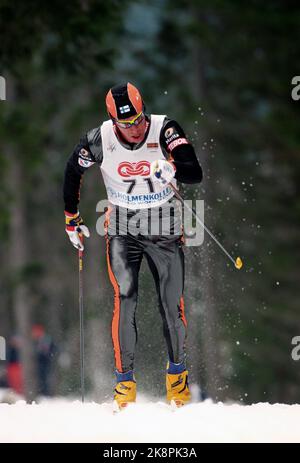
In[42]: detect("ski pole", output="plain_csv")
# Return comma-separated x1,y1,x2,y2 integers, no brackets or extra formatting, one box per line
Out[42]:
78,233,85,402
169,183,243,270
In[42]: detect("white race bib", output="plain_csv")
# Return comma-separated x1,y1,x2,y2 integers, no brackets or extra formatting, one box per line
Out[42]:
100,115,176,209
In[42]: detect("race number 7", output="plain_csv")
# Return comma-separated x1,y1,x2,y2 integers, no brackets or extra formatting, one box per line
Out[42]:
123,178,154,194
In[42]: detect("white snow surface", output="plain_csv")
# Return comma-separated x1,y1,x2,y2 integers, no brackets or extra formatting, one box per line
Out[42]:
1,396,300,443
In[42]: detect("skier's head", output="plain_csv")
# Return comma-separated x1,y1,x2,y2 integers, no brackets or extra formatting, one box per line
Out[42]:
105,82,147,144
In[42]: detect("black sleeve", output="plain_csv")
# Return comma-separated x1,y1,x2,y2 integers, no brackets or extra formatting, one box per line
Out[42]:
63,128,102,214
160,118,203,184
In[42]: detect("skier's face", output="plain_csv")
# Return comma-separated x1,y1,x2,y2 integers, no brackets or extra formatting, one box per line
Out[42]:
115,112,147,144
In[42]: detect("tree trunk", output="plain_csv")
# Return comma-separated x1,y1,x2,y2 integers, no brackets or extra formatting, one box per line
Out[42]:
9,156,37,402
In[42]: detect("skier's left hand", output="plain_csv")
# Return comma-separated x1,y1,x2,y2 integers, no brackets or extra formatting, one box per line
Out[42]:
150,159,176,185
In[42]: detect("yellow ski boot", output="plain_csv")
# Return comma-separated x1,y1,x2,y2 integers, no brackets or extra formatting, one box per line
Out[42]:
166,363,191,408
113,370,136,412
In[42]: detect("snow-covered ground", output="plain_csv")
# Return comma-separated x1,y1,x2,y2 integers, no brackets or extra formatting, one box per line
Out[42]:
0,394,300,443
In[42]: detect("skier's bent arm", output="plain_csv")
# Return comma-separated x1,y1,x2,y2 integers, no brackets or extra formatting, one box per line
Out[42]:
160,119,203,184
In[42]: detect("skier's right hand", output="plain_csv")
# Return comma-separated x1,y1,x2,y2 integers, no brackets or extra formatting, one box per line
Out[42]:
65,211,90,251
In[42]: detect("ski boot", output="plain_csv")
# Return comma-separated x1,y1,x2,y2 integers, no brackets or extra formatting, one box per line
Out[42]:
166,361,191,408
113,370,136,412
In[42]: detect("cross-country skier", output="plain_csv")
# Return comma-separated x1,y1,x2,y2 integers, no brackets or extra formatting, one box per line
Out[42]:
63,82,203,409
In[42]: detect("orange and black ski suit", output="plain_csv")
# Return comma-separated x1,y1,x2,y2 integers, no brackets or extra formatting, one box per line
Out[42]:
63,116,202,373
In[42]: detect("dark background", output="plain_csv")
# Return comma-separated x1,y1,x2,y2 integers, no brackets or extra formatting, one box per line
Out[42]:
0,0,299,404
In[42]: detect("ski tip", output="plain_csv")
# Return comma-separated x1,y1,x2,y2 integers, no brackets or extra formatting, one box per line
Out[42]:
112,400,121,414
170,399,184,411
112,400,131,414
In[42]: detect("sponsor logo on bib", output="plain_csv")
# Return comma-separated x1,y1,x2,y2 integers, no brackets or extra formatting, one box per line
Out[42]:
118,160,150,177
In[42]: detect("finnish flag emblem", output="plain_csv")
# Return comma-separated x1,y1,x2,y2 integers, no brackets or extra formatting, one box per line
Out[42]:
119,105,130,114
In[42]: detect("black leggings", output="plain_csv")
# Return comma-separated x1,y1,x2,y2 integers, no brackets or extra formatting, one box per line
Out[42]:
106,233,187,373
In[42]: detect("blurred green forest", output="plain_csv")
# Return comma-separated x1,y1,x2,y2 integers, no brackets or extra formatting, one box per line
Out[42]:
0,0,299,404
